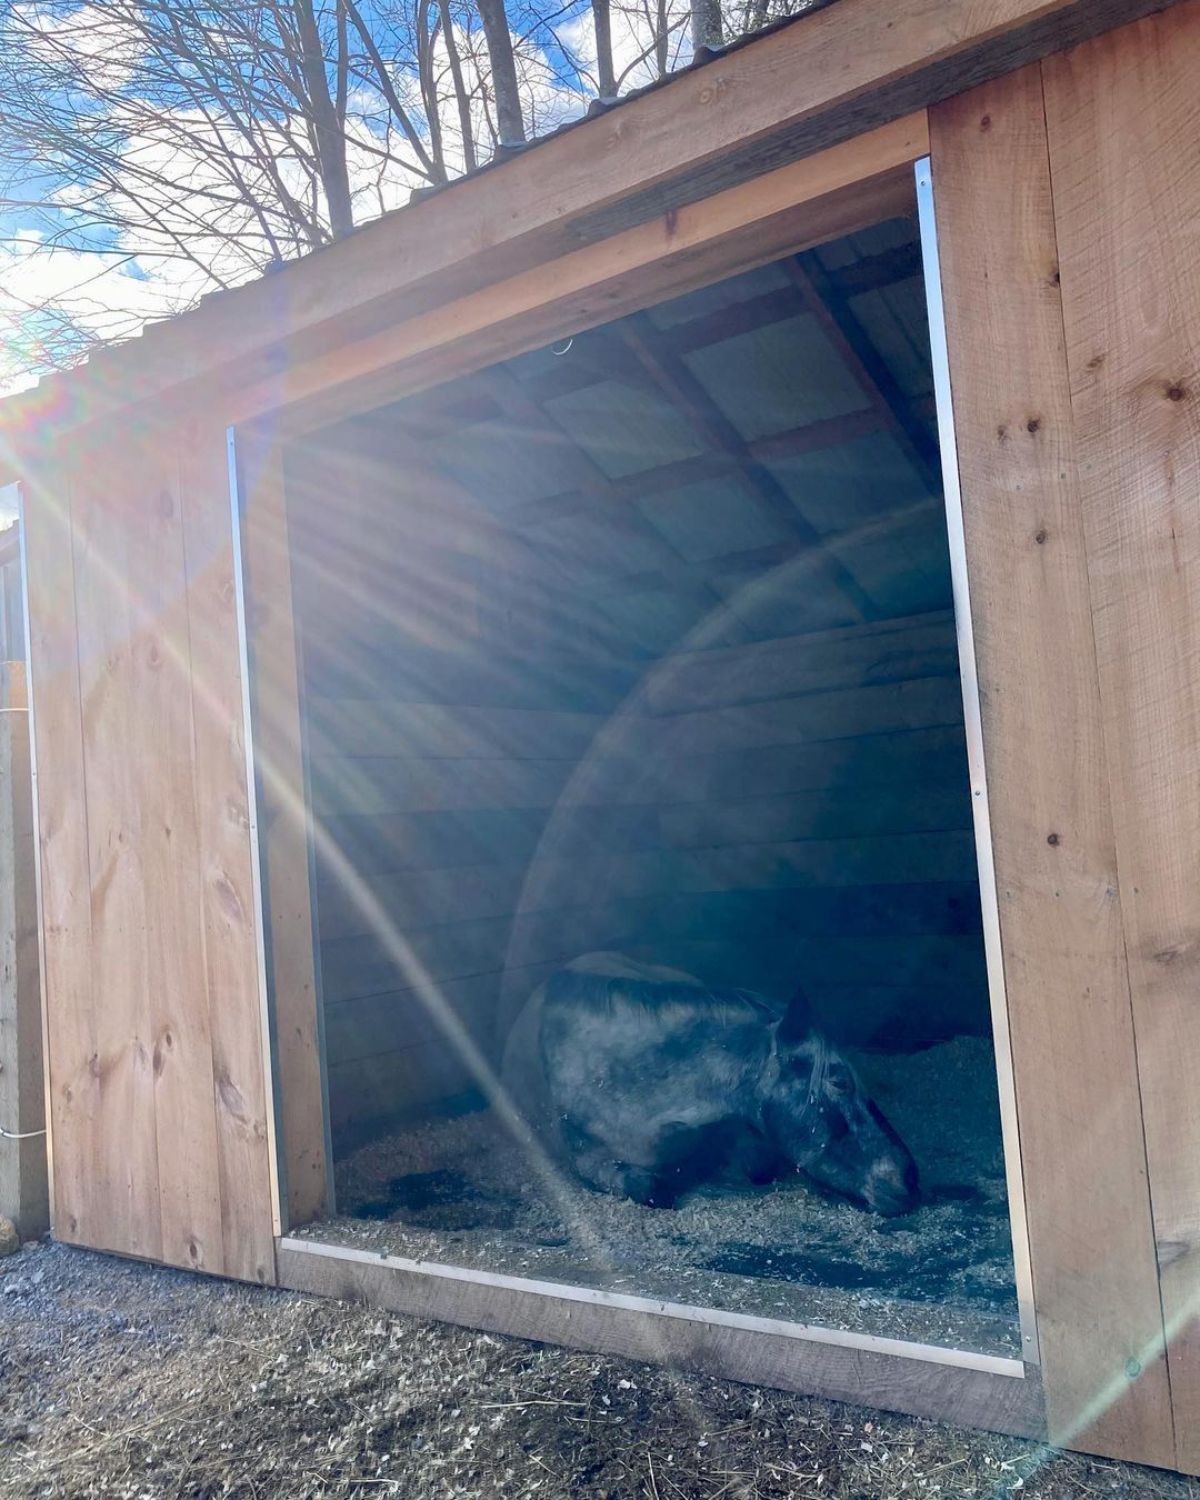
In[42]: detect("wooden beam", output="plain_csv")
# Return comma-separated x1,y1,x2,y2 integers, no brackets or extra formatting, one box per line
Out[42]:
618,313,876,620
2,0,1181,441
278,1237,1045,1439
236,429,331,1230
930,67,1174,1467
783,254,941,492
228,119,926,433
1041,1,1200,1471
20,455,98,1252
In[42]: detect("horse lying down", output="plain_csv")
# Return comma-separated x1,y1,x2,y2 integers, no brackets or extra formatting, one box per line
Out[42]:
501,952,919,1216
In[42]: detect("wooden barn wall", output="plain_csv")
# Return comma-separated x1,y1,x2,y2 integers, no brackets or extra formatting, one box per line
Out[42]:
20,418,279,1281
930,0,1200,1469
284,415,988,1148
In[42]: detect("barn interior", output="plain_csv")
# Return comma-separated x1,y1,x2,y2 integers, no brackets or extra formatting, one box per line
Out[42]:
278,213,1021,1356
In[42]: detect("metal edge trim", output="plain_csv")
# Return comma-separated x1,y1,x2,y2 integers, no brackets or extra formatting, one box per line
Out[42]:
13,484,54,1214
915,156,1039,1366
226,428,287,1238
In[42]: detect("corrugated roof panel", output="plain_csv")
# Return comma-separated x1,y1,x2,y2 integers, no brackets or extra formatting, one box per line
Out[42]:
764,430,932,537
814,216,916,270
636,476,793,561
828,501,953,617
645,263,791,330
682,312,870,441
710,551,859,639
425,416,590,508
525,508,675,584
849,277,933,401
595,584,740,655
543,378,705,478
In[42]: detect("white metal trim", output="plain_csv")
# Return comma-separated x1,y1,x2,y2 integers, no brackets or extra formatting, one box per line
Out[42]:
915,156,1039,1366
12,483,54,1215
226,429,287,1238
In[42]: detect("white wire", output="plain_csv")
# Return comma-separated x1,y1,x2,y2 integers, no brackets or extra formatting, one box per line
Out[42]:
0,1124,46,1140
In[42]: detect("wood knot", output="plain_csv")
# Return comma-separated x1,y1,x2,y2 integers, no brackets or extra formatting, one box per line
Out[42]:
1152,941,1195,967
1166,384,1186,402
1034,528,1048,545
1026,417,1041,434
1046,832,1060,846
1087,353,1105,371
1049,268,1061,287
979,114,992,132
214,872,245,923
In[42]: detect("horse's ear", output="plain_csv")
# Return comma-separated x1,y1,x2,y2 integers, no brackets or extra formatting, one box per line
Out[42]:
776,983,813,1045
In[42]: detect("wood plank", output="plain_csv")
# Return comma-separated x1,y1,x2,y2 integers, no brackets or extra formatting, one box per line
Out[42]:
119,423,227,1273
308,755,577,817
310,726,970,816
1042,4,1200,1469
18,456,98,1249
930,68,1173,1465
657,781,971,849
306,700,607,762
278,1238,1045,1439
0,705,48,1238
625,676,963,756
69,439,163,1262
644,610,958,713
238,431,330,1227
178,420,278,1282
325,1050,479,1141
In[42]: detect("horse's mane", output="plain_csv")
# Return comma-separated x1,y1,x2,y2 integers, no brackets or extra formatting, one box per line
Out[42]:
545,968,785,1023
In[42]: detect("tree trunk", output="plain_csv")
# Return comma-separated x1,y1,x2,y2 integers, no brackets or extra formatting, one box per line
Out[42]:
291,0,355,236
439,0,478,170
591,0,616,99
475,0,525,148
690,0,723,54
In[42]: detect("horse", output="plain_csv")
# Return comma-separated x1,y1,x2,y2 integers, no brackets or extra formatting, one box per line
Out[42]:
500,951,919,1215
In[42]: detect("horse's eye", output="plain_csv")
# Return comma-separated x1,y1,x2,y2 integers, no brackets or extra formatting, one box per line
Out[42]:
827,1072,853,1097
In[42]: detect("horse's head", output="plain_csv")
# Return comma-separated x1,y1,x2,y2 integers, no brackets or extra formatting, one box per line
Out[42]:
762,990,919,1216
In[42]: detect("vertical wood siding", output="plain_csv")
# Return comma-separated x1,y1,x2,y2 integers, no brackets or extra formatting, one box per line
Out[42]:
23,420,277,1280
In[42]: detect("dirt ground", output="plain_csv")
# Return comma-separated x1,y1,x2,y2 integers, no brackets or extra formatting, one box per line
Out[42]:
312,1037,1019,1356
1,1239,1197,1500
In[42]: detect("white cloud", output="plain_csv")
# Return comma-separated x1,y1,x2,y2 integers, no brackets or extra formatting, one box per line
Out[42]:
0,4,690,397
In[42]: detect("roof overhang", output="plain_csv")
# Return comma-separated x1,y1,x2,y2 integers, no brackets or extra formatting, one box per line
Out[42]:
0,0,1181,478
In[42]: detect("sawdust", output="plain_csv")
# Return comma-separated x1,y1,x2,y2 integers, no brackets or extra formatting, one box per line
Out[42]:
2,1240,1196,1499
306,1038,1022,1357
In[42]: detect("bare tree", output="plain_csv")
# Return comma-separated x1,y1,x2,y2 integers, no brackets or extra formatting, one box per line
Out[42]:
475,0,526,146
0,0,822,386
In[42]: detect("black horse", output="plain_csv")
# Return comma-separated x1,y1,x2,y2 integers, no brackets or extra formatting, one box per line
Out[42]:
501,952,919,1215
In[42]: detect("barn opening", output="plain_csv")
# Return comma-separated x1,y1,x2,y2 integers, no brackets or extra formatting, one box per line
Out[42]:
274,210,1023,1358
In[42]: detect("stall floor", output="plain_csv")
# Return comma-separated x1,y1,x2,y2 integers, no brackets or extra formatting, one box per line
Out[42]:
298,1036,1021,1358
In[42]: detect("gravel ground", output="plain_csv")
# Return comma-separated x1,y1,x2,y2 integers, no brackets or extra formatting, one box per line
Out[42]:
306,1038,1019,1356
1,1238,1197,1500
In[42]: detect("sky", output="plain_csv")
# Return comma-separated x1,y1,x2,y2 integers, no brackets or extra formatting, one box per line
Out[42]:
0,0,694,398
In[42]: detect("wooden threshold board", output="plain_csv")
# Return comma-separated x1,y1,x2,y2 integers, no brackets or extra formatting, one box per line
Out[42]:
278,1236,1045,1438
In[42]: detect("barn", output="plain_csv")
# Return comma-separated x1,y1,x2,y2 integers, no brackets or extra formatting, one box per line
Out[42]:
2,0,1198,1473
